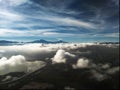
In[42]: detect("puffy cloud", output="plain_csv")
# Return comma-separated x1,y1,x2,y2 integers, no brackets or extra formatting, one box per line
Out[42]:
72,58,90,69
52,49,75,64
0,55,46,76
89,63,119,81
106,66,119,75
90,66,120,81
90,70,107,81
0,55,27,75
101,63,110,69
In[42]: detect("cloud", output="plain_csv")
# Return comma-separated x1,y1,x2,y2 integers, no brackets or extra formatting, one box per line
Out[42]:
90,65,120,81
93,33,119,38
0,0,29,6
9,0,29,6
101,63,110,69
52,49,75,64
0,29,24,36
0,55,46,75
1,75,12,82
0,0,118,42
106,66,119,75
0,43,96,60
44,17,97,29
90,70,107,81
72,58,90,69
0,43,119,87
0,9,23,21
111,0,119,6
0,43,118,60
0,50,5,53
0,28,54,37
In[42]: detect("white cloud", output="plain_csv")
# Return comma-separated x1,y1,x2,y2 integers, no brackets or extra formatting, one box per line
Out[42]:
90,70,107,81
93,33,119,38
0,29,54,37
106,66,119,75
89,64,119,81
43,32,60,36
9,0,29,6
0,50,5,53
0,43,96,59
0,0,29,6
0,43,118,61
72,58,90,69
0,10,23,20
0,29,23,36
44,17,96,29
0,55,46,75
0,28,83,37
52,49,75,64
101,63,110,69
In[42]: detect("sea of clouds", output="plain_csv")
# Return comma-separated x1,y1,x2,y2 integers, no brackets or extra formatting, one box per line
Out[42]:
0,43,119,82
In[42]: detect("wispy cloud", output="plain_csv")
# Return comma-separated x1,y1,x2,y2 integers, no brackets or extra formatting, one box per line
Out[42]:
0,0,29,6
0,9,23,21
44,17,97,29
0,0,119,42
93,33,119,38
0,29,55,37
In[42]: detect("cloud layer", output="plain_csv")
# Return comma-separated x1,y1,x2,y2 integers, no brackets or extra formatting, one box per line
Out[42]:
0,43,119,86
0,43,95,60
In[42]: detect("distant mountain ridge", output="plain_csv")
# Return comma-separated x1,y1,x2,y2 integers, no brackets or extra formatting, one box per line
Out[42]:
99,42,119,44
0,40,119,45
0,39,67,45
28,39,67,44
0,40,18,43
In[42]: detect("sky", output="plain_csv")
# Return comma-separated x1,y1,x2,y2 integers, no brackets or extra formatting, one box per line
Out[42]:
0,0,119,42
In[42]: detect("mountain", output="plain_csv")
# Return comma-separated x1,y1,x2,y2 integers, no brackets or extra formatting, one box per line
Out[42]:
0,39,67,45
28,39,67,44
99,42,119,44
0,40,19,46
0,40,18,43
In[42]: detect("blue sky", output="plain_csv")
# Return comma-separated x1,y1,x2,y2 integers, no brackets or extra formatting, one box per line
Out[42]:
0,0,119,42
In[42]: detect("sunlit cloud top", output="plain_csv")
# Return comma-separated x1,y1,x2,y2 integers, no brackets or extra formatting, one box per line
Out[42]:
0,0,119,42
